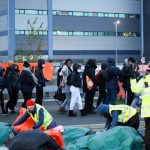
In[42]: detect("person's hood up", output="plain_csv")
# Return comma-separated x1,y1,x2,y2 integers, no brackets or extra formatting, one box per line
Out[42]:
60,61,65,68
0,66,5,72
85,59,97,69
11,64,18,71
107,58,115,66
73,63,81,71
101,62,108,70
97,104,109,115
38,59,45,69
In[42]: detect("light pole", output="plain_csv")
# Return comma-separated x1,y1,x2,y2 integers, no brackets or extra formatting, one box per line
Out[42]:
113,20,120,66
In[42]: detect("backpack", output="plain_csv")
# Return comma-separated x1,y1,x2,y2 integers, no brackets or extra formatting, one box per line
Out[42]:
86,75,94,91
105,66,114,81
95,71,104,85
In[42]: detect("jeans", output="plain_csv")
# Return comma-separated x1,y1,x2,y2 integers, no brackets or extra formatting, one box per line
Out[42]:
104,89,117,105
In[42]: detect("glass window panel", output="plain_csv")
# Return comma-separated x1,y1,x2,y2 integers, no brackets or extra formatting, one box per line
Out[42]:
119,14,125,18
69,12,73,16
93,32,98,36
20,30,25,35
39,31,43,35
53,31,57,35
39,10,43,15
129,14,136,19
98,13,104,17
68,31,73,35
20,9,25,14
53,10,57,15
43,10,47,15
104,32,109,36
89,32,93,36
104,13,109,17
25,31,30,35
73,12,83,16
43,31,47,35
15,9,19,14
98,32,104,36
84,32,89,36
93,12,98,17
73,32,84,36
84,12,88,16
56,31,68,36
58,11,70,16
15,30,19,35
109,32,115,36
108,13,115,18
88,12,93,16
114,14,119,18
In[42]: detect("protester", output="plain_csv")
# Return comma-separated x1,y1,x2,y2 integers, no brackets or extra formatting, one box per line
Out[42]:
130,67,150,150
13,99,56,130
69,63,86,116
20,61,38,108
96,62,108,106
83,59,97,114
5,60,14,76
97,104,139,130
104,58,121,105
6,64,20,113
0,66,7,115
7,129,61,150
35,59,47,105
59,59,73,113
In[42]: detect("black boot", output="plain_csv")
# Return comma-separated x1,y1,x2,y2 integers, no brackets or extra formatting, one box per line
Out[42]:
80,109,87,116
69,110,77,117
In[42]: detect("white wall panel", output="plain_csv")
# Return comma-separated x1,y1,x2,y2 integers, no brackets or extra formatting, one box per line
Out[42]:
53,0,140,14
15,14,47,30
53,36,141,50
15,0,47,10
0,0,8,12
0,36,8,50
0,15,8,32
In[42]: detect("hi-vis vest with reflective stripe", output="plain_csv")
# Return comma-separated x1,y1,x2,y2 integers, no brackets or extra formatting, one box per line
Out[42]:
109,105,137,123
130,75,150,118
28,104,53,129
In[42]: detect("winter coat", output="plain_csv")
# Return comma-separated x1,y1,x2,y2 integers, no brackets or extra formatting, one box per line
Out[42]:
70,63,82,88
83,59,97,93
35,59,46,87
20,68,36,92
6,64,19,92
0,66,5,91
105,58,121,90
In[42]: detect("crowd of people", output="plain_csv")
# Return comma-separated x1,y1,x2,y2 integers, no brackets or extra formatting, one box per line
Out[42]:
1,56,150,149
0,59,47,115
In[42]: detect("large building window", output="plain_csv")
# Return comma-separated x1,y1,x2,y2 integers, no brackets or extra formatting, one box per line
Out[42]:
15,30,140,37
15,9,140,19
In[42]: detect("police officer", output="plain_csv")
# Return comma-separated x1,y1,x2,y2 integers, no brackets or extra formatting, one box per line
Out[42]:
97,104,139,130
130,68,150,150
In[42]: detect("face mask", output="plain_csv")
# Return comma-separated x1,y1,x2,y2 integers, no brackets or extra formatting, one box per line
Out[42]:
42,64,45,68
77,69,81,73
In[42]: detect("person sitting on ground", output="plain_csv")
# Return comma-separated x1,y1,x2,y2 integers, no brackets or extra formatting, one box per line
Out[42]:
13,99,57,130
6,129,62,150
97,104,139,130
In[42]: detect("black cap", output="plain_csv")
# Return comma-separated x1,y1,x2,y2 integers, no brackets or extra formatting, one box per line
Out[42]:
23,61,30,68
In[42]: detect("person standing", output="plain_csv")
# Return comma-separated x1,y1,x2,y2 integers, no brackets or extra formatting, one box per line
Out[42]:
69,63,86,116
83,59,97,114
130,68,150,150
20,61,37,108
0,66,7,115
59,59,73,112
35,59,47,105
6,64,20,113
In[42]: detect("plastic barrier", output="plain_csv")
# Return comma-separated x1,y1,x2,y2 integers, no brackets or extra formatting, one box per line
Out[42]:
13,108,64,148
0,63,53,80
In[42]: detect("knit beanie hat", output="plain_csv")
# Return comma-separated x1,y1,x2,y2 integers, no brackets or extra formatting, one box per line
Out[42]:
7,60,14,67
26,99,35,107
23,61,30,68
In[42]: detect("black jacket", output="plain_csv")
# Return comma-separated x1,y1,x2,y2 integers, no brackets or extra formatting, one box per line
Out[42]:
7,64,19,92
20,69,35,92
0,66,5,90
70,63,82,88
35,59,46,87
83,59,97,93
7,129,61,150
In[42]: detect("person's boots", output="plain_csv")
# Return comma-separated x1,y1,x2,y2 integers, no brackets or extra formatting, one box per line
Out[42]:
69,110,77,117
80,109,87,116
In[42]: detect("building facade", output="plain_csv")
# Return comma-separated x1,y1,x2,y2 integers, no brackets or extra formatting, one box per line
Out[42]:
0,0,141,62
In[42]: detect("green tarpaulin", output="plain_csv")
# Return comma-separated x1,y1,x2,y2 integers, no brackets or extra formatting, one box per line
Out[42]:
64,126,143,150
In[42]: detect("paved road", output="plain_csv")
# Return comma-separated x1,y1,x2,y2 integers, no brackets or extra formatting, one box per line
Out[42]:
0,100,106,126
